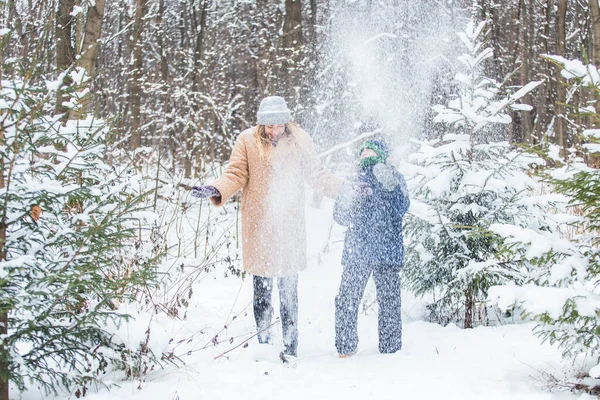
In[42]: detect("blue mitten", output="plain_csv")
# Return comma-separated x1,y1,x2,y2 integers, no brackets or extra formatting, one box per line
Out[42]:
191,185,221,199
373,163,399,191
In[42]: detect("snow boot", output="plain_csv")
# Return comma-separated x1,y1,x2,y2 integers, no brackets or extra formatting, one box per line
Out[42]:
338,349,357,358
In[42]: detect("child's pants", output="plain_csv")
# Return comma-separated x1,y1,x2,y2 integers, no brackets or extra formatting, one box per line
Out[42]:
253,274,299,356
335,264,402,355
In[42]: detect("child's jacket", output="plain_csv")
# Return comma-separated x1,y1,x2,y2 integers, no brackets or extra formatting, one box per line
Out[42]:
333,163,410,267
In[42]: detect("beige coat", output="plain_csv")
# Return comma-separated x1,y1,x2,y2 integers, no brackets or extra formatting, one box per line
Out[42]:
209,127,342,277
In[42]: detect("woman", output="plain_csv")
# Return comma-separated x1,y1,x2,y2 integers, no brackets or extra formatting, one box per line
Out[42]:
192,96,342,359
333,139,409,357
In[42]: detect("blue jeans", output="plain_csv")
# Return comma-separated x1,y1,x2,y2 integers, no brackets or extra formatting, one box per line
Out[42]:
335,264,402,355
253,275,298,356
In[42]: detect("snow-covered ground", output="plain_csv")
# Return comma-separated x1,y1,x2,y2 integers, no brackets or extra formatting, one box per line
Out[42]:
22,200,593,400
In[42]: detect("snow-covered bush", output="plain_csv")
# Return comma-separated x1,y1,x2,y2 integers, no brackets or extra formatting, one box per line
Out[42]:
489,56,600,380
0,69,162,395
403,21,543,328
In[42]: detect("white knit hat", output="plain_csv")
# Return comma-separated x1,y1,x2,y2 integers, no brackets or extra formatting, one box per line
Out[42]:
256,96,291,125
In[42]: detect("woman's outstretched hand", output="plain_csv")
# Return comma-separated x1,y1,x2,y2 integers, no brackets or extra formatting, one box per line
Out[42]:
191,185,221,199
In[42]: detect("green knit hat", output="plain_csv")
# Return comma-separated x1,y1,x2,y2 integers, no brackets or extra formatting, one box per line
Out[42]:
359,139,389,167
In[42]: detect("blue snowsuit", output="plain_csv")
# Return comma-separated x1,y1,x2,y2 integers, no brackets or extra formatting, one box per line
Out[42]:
333,163,410,354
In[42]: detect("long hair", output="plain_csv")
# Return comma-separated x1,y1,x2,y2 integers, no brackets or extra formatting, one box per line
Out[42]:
254,121,312,162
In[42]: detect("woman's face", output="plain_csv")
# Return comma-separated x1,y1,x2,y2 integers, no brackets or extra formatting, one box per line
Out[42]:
265,124,286,140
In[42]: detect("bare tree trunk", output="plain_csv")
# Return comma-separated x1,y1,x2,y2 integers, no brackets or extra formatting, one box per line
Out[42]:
590,0,600,67
464,288,473,329
0,2,3,83
0,308,6,400
533,0,554,143
79,0,105,78
282,0,303,57
184,156,192,178
193,0,208,92
255,0,278,95
183,0,209,177
55,0,76,115
157,0,169,84
155,0,170,162
556,0,567,157
590,0,600,119
0,97,7,400
0,0,8,384
69,0,106,119
309,0,317,43
116,0,127,144
585,0,600,167
5,0,24,76
282,0,304,102
509,0,521,73
75,0,83,54
488,0,501,78
304,0,318,122
129,0,147,151
0,1,13,390
519,0,534,143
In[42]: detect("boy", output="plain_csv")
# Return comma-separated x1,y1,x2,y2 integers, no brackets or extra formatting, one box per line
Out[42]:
333,139,410,357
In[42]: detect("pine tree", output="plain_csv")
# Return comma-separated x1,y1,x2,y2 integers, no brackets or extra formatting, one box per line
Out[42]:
488,56,600,381
0,66,161,395
403,20,542,328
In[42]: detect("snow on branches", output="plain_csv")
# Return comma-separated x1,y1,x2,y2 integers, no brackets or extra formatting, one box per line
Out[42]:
0,70,162,395
488,56,600,381
403,19,544,329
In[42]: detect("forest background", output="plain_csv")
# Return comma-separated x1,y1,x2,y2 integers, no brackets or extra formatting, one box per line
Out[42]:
3,0,600,399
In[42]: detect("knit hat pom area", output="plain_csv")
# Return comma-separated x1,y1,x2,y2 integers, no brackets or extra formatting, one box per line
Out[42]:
257,96,292,125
